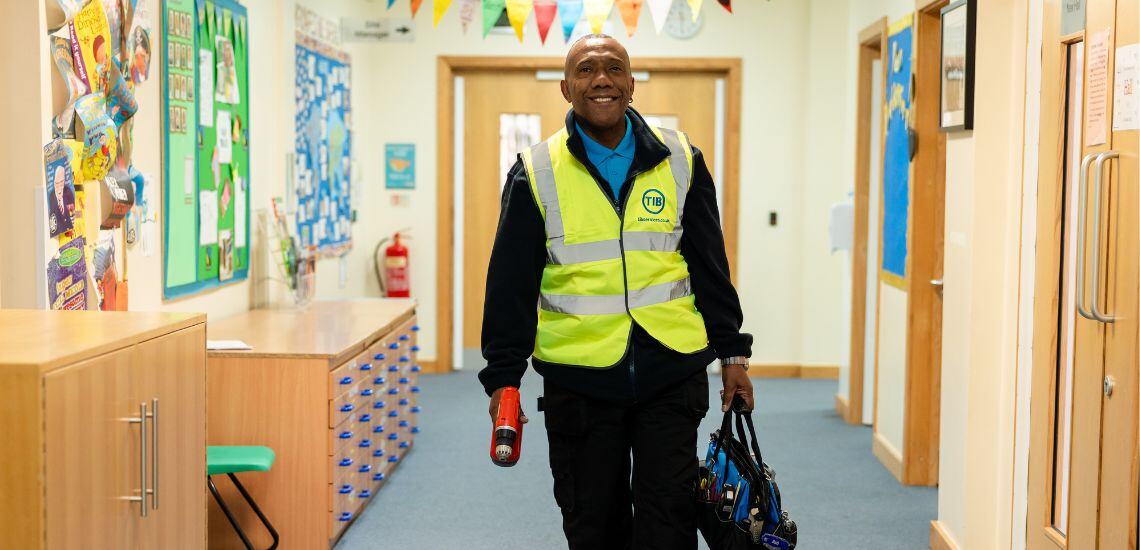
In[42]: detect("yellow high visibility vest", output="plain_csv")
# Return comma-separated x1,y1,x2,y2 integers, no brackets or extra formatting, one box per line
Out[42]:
520,125,709,367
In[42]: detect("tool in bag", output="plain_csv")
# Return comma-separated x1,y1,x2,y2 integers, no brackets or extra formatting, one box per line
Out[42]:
696,396,798,550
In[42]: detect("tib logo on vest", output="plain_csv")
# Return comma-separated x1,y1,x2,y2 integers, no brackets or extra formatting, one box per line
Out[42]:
641,189,666,214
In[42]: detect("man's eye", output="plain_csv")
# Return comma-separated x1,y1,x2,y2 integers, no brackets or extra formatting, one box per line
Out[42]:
579,67,592,73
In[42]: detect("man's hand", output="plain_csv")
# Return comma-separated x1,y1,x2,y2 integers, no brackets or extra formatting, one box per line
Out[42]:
720,365,755,412
488,387,529,424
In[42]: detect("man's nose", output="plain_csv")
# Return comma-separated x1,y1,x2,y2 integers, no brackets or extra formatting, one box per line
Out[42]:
591,73,614,88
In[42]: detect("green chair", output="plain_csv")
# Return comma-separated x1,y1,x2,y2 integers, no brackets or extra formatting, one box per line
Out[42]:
207,446,280,550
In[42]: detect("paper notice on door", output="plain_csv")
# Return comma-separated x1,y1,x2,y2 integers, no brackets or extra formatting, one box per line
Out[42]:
1085,29,1111,146
1112,43,1139,132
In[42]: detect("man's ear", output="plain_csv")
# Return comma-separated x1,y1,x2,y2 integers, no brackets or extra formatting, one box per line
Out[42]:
629,76,635,99
560,80,571,103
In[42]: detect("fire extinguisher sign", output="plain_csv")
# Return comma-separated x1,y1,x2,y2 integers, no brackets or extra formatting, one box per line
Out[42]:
385,143,416,190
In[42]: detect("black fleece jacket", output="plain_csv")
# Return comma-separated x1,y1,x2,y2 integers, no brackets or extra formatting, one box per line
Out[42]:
477,108,751,403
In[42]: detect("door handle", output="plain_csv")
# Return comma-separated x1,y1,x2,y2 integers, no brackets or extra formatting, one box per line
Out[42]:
930,279,943,296
1075,153,1099,320
149,398,159,510
121,402,148,517
1090,151,1119,323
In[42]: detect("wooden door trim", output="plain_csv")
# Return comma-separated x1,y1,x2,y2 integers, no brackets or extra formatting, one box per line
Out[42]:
846,17,887,425
435,56,744,372
897,0,949,487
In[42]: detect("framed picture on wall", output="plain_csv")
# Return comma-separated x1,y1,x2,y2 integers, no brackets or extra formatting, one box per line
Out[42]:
939,0,975,131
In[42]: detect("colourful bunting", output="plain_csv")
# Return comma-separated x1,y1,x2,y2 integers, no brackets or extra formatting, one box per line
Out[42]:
646,0,670,34
584,0,613,34
558,0,584,42
434,0,452,26
534,1,558,43
460,0,479,32
506,0,533,42
616,0,642,37
483,0,506,37
717,0,731,12
685,0,702,21
412,0,424,17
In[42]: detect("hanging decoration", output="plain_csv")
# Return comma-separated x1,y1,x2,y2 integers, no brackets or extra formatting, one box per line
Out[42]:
411,0,424,17
534,1,558,43
717,0,731,12
506,0,533,42
558,0,584,41
616,0,642,37
584,0,613,34
459,0,480,32
434,0,452,26
646,0,669,34
483,0,506,37
685,0,703,21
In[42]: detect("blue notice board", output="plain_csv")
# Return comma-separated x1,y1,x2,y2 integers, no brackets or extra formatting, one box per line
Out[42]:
385,143,416,190
881,16,913,286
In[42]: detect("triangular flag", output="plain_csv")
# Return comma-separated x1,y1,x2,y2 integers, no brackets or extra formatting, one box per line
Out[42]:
434,0,452,26
483,0,506,37
584,0,613,34
616,0,642,36
646,0,669,34
388,0,396,8
686,0,702,21
717,0,731,12
460,0,479,33
412,0,424,17
558,0,584,42
506,0,534,42
535,1,558,44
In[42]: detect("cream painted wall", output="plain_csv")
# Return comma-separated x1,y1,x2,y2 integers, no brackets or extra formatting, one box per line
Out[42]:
312,0,830,366
876,283,907,450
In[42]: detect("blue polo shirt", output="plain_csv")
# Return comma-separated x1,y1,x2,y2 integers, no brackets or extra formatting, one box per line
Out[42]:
576,115,634,202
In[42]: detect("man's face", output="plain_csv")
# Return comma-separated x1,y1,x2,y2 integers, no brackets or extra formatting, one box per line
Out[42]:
561,37,634,131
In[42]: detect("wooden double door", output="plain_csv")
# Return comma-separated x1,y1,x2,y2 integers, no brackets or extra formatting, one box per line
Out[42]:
1029,0,1139,547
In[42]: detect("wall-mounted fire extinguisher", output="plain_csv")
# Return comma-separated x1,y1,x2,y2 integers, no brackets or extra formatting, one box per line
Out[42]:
374,230,411,298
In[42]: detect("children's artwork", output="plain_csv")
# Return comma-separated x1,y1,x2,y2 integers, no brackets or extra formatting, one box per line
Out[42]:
46,0,85,32
99,172,136,229
47,237,88,311
69,0,113,95
45,140,77,238
295,19,353,255
74,94,118,181
162,0,250,298
93,230,121,311
126,0,152,84
881,15,913,287
50,34,88,138
105,62,139,126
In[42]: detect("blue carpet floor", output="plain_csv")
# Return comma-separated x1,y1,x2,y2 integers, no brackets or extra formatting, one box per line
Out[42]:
336,371,937,550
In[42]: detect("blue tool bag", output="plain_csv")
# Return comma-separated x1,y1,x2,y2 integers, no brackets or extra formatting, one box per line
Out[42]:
695,397,797,550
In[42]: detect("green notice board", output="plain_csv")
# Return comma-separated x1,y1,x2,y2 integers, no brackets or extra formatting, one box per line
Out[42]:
163,0,250,299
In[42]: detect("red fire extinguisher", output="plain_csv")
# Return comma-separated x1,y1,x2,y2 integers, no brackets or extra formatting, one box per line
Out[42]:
375,231,411,297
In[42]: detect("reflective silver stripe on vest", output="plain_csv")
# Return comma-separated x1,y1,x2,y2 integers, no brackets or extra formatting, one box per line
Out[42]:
529,141,565,239
548,239,622,264
623,230,683,253
658,128,692,230
540,277,692,315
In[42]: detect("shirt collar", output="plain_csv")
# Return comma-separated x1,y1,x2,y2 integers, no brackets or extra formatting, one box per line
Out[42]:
575,115,635,160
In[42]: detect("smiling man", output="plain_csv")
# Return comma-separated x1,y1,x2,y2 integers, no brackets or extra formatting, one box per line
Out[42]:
479,35,753,550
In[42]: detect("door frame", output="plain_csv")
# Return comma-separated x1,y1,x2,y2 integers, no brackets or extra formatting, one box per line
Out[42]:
434,56,743,372
844,18,888,425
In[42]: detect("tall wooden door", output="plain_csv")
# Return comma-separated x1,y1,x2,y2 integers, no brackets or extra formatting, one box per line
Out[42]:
1028,0,1139,546
458,69,723,365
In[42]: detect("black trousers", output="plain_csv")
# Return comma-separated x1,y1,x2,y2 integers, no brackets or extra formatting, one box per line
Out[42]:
542,370,710,550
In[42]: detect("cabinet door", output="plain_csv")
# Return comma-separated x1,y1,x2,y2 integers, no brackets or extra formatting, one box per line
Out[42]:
136,325,207,550
44,347,141,550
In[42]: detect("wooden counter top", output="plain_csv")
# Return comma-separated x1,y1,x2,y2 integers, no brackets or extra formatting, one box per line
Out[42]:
205,298,416,364
0,310,205,372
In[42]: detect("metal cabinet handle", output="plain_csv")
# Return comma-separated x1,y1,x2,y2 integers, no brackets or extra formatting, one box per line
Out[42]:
1090,151,1119,323
121,402,148,517
1076,152,1099,320
150,398,159,510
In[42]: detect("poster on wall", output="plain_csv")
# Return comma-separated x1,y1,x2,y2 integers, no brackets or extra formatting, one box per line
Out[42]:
162,0,251,299
881,15,912,288
386,143,415,190
295,5,353,256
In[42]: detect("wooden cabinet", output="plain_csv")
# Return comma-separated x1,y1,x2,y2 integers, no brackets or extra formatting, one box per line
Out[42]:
206,299,419,549
0,310,207,550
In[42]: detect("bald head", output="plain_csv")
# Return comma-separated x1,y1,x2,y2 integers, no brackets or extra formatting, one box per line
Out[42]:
560,34,635,142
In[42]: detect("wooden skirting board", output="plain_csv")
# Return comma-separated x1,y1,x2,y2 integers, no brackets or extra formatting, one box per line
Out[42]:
834,394,850,419
749,364,840,379
872,431,905,483
929,520,960,550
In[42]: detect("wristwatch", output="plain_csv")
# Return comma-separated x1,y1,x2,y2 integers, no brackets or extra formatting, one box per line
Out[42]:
721,356,749,370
